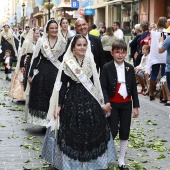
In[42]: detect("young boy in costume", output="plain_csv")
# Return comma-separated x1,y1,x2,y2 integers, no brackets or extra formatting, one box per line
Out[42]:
101,39,140,170
3,50,13,81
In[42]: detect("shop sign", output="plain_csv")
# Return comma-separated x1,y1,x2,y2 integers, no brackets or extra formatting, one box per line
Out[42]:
84,8,95,16
71,0,79,9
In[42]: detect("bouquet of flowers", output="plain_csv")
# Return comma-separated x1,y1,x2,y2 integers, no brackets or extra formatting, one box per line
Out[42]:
44,2,54,10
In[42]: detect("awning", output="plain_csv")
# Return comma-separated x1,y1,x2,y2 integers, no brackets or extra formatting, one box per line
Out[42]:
106,0,133,5
56,2,71,9
33,12,44,18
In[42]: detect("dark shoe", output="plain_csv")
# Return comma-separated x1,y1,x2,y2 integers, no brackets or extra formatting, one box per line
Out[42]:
150,96,155,101
7,78,11,81
142,91,149,96
160,99,167,103
118,165,129,170
164,103,170,106
6,77,8,80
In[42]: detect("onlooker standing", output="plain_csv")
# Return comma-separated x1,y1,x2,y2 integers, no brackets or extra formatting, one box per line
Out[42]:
101,27,117,63
69,26,76,36
66,18,105,72
112,21,124,39
98,21,105,33
89,24,100,37
100,26,106,39
146,17,167,101
136,21,150,67
129,24,142,66
158,26,170,93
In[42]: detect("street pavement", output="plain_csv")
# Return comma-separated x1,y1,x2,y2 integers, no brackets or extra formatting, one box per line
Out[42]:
0,70,170,170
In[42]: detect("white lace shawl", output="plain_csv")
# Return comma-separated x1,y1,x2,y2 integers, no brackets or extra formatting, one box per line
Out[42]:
0,30,18,57
15,29,37,74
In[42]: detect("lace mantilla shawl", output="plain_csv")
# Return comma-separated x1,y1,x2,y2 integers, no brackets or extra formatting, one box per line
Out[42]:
15,40,36,74
63,54,93,82
41,37,66,60
0,31,18,56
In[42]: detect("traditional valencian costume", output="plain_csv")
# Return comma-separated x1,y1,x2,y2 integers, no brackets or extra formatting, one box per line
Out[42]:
26,20,67,126
9,28,38,100
0,25,18,62
42,35,117,170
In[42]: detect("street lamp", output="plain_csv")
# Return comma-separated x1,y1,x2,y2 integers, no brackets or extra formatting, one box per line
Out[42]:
15,12,17,26
48,0,51,20
22,2,25,30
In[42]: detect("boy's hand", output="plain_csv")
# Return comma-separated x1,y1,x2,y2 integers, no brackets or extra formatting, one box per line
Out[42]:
132,107,139,118
102,103,112,114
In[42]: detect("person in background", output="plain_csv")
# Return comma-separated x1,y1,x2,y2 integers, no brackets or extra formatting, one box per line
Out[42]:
158,22,170,96
19,26,30,48
89,24,100,37
98,21,105,32
101,26,117,63
159,76,170,106
112,21,124,39
166,19,170,31
146,17,167,101
3,50,13,81
149,23,157,32
129,24,142,66
135,21,150,67
135,45,150,94
100,26,106,39
0,24,18,62
69,26,76,36
101,39,139,170
66,18,105,73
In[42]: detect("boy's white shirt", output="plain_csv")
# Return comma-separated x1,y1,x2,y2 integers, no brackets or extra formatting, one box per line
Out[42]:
114,61,128,99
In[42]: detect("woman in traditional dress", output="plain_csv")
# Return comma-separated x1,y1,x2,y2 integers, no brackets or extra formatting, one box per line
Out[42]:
19,26,30,48
58,17,71,42
0,24,17,62
12,27,20,52
26,19,66,126
8,28,40,101
42,34,117,170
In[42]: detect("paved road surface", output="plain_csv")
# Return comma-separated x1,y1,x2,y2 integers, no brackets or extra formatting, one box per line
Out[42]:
0,71,170,170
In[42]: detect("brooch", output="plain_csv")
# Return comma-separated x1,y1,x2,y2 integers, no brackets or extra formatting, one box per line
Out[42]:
126,67,129,71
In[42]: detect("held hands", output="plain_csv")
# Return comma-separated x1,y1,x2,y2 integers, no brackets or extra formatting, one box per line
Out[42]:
102,103,112,114
53,106,61,119
20,67,25,73
132,107,139,118
27,77,32,83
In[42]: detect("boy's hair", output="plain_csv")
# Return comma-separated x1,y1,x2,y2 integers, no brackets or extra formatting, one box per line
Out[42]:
142,45,150,52
5,50,11,55
112,39,127,51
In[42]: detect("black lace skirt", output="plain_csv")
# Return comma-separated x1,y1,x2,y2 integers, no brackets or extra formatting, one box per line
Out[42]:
29,57,58,119
58,84,110,162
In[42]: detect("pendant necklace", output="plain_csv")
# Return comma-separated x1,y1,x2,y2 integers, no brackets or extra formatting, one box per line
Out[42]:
75,55,85,67
61,30,68,40
48,36,58,52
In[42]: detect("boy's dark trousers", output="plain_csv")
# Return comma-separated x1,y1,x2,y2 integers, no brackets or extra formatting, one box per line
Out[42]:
107,101,132,140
